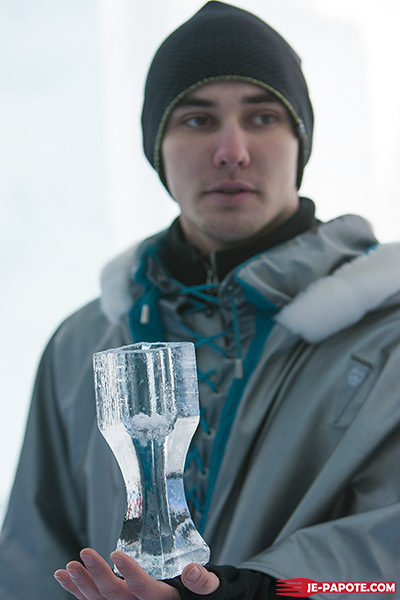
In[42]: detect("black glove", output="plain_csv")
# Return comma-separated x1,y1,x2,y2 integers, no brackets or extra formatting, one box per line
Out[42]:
166,565,307,599
166,564,272,600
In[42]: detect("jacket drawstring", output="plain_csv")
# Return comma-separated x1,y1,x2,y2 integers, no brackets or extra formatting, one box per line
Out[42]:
140,303,150,324
228,288,243,379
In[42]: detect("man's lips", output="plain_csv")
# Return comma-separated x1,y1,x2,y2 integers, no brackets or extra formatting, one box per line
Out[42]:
205,181,257,198
204,182,257,207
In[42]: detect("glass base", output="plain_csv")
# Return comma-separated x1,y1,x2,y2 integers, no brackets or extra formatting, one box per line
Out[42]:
115,530,210,579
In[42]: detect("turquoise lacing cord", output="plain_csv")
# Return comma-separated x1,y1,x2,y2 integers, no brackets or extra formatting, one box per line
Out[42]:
197,369,219,394
185,446,207,474
179,283,220,304
175,281,244,518
186,486,204,514
130,253,250,520
200,408,212,436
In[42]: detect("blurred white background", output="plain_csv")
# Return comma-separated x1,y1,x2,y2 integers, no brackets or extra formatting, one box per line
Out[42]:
1,0,399,524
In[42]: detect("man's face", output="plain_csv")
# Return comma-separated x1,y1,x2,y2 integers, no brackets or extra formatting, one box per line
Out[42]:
161,81,299,255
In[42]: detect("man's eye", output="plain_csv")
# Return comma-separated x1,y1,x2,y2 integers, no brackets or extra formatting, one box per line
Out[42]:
253,113,277,125
184,115,210,128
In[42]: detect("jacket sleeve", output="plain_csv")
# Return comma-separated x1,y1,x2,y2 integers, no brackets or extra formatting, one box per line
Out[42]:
0,334,86,600
242,505,400,596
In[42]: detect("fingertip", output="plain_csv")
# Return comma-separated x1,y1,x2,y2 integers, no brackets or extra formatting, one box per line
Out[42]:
80,549,95,567
183,564,201,583
54,569,66,583
54,569,74,591
181,564,220,595
54,569,87,600
110,551,126,570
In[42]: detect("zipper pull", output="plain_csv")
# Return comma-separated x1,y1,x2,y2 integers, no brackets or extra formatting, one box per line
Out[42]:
206,266,218,285
207,252,219,284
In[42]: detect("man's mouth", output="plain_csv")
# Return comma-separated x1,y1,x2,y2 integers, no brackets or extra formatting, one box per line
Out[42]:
217,188,247,194
207,181,256,195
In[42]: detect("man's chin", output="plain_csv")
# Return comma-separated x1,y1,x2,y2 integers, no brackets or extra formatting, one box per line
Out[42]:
180,213,275,254
200,226,268,252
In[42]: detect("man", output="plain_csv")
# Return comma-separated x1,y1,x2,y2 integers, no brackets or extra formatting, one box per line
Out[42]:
1,3,399,599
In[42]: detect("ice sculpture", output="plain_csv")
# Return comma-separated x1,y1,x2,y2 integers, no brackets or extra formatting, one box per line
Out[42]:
93,342,210,579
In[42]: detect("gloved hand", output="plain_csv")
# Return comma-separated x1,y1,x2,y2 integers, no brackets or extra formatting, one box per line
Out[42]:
54,548,219,599
167,564,272,600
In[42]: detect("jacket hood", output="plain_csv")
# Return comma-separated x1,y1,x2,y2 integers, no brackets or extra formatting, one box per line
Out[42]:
275,240,400,342
100,216,400,344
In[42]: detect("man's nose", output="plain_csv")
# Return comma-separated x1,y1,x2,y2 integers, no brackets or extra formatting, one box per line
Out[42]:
212,123,250,169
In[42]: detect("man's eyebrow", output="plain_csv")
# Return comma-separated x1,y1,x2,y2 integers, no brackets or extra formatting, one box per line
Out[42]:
175,98,216,109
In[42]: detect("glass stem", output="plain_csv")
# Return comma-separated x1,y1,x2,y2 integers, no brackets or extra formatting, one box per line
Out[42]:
135,438,174,556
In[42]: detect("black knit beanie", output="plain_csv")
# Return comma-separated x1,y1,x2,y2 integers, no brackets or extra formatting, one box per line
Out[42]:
141,1,314,189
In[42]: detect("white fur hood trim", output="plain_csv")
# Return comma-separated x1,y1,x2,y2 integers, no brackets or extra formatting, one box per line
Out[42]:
276,243,400,343
100,243,138,324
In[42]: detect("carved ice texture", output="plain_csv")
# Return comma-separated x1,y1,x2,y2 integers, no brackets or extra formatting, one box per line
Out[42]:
93,342,210,579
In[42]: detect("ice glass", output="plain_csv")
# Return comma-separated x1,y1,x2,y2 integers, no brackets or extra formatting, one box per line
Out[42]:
93,342,210,579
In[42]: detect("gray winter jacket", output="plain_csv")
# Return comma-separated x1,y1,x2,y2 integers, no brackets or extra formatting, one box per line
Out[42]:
0,214,399,599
